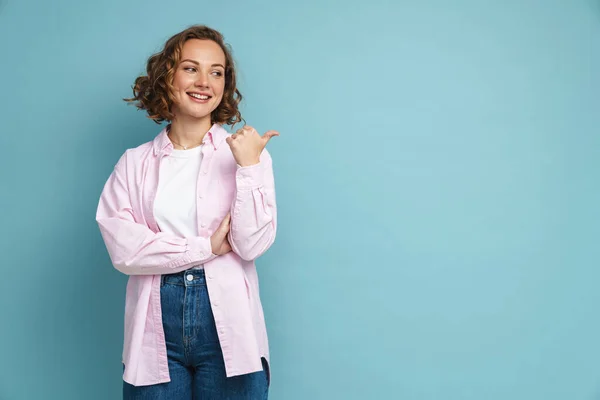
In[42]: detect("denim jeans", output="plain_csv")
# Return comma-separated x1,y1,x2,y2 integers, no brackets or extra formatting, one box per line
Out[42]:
123,269,269,399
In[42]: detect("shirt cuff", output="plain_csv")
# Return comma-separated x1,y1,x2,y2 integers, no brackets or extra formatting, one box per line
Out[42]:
186,236,218,264
235,162,265,190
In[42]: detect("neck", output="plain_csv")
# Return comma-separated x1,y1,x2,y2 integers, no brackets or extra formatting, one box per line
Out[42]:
168,115,214,148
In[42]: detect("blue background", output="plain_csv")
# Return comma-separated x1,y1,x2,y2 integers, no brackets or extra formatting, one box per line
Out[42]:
1,0,599,399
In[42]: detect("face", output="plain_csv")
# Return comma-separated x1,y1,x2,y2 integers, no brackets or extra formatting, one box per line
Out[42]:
171,39,226,122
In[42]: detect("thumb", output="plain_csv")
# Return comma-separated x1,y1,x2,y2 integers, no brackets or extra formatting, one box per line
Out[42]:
262,130,280,143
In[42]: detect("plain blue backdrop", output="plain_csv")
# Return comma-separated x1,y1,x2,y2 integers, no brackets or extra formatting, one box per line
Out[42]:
1,0,599,399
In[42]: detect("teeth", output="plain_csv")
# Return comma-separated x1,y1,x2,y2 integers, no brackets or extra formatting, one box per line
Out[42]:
189,93,209,100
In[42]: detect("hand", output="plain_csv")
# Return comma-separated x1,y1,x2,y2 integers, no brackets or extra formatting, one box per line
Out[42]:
210,214,232,255
225,125,279,167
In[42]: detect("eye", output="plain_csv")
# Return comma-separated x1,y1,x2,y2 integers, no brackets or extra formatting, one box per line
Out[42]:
212,70,224,77
184,67,197,73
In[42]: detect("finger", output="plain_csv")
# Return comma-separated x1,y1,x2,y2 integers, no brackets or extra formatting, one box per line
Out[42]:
262,130,280,142
226,136,239,148
243,125,259,136
218,213,230,229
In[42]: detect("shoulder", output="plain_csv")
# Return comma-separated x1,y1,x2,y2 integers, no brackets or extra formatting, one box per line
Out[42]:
114,142,151,167
126,140,154,159
112,131,160,174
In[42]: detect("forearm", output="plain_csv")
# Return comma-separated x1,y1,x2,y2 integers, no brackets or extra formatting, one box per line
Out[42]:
97,217,217,275
228,154,277,261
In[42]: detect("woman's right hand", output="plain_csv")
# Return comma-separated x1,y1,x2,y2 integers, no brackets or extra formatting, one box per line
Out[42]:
210,214,232,255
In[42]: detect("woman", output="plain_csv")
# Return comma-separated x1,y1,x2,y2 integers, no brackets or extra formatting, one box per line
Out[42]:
96,25,278,399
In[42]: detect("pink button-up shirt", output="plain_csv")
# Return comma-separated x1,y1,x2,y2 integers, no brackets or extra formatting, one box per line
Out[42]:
96,123,276,387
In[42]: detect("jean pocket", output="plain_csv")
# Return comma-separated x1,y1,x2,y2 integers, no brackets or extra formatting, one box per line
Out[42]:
261,357,270,387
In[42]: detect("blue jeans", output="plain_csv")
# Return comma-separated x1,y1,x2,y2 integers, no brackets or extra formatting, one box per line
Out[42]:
123,269,269,399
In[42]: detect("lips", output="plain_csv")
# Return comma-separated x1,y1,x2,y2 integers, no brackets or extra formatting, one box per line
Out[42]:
187,92,212,102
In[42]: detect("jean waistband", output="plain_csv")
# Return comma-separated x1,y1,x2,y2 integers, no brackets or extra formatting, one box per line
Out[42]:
162,268,206,286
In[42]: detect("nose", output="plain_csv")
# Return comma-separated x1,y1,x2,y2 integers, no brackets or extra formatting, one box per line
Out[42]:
194,72,209,88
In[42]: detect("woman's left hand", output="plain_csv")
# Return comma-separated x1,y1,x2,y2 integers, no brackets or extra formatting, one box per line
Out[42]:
226,125,279,167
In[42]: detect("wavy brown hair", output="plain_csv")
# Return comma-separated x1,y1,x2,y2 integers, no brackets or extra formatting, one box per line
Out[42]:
124,25,243,125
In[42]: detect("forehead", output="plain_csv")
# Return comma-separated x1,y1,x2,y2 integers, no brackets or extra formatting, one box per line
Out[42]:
180,39,226,65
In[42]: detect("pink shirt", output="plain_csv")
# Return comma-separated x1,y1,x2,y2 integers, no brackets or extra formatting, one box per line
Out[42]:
96,123,276,386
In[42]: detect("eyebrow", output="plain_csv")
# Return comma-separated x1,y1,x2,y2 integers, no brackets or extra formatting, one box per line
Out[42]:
180,59,225,69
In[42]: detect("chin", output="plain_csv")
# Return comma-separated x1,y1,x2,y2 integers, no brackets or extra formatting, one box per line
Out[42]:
174,100,220,121
182,107,215,120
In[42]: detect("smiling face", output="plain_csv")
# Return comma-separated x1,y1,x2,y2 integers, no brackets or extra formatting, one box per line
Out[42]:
171,39,226,124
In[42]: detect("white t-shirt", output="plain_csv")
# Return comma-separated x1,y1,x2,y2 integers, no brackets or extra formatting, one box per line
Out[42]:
153,145,205,269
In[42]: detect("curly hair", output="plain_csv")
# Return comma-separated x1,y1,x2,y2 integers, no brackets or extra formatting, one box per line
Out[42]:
124,25,243,125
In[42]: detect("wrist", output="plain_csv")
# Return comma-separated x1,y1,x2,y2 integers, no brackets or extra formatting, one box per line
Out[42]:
238,158,260,167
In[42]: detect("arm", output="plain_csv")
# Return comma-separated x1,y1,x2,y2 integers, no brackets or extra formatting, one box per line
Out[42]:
228,150,277,261
96,152,217,275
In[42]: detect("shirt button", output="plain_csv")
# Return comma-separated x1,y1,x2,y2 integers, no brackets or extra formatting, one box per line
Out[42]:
199,252,204,257
213,302,219,307
198,194,203,198
186,274,193,281
201,222,207,228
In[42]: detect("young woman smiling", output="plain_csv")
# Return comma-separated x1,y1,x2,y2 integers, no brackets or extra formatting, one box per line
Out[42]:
96,25,279,399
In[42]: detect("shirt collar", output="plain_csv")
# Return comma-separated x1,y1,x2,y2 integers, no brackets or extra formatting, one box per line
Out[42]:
152,123,229,156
